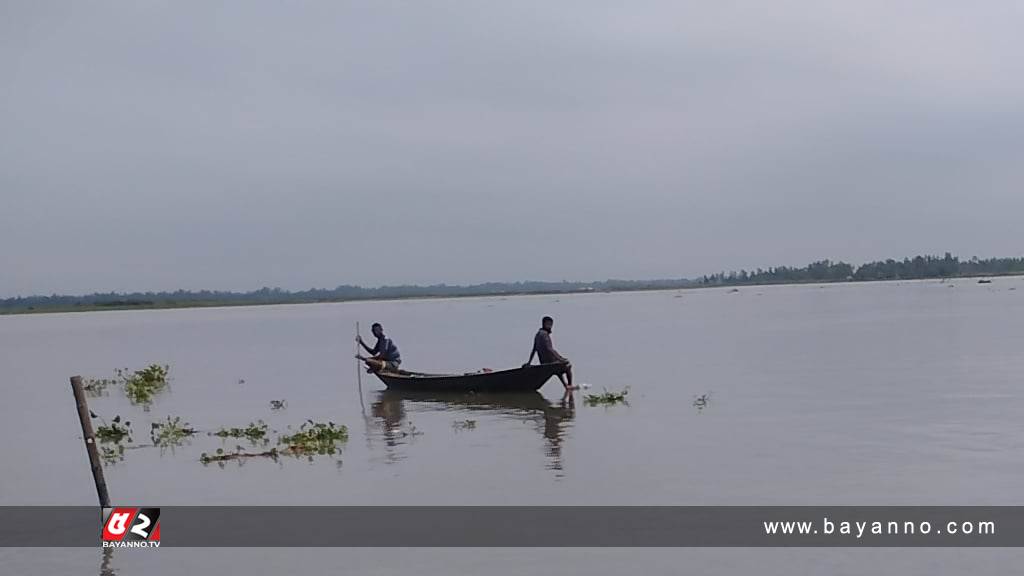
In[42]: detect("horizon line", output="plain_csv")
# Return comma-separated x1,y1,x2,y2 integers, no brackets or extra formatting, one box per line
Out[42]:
3,252,1022,302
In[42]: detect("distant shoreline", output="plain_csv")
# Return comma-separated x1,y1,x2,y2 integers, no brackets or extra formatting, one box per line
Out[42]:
2,272,1019,317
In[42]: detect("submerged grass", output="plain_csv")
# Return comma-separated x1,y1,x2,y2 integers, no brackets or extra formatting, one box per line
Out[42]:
583,387,630,407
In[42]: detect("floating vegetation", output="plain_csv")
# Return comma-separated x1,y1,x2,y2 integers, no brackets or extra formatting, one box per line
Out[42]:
279,421,349,455
583,387,630,407
200,421,350,465
82,377,117,396
269,399,287,410
82,364,170,406
121,364,170,405
693,393,711,412
214,421,268,443
452,419,477,431
100,444,126,464
93,415,133,443
150,416,197,447
200,446,280,466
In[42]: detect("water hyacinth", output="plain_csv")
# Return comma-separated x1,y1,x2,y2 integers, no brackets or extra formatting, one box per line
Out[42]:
93,414,133,443
279,421,349,455
214,421,269,443
121,364,170,405
583,387,630,407
150,416,198,447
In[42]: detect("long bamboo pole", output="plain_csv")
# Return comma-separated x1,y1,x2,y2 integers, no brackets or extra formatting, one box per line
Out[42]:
356,322,366,415
70,375,111,508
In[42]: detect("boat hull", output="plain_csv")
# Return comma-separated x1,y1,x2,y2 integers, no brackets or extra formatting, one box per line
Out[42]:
373,362,567,393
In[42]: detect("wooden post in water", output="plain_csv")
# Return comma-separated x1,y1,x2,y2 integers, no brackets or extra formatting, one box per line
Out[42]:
70,375,111,508
356,322,366,415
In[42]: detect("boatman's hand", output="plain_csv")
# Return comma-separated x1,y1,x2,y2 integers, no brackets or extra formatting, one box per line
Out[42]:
356,335,364,345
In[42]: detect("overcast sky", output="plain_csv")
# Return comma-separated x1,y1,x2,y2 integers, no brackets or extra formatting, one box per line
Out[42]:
2,1,1022,296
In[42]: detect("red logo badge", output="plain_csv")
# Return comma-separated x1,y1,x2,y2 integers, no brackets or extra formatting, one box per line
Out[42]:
102,507,161,547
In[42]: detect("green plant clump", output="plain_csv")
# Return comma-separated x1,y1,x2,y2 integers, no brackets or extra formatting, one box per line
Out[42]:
94,415,133,443
279,421,349,455
121,364,170,404
583,387,630,407
151,415,197,447
214,421,268,442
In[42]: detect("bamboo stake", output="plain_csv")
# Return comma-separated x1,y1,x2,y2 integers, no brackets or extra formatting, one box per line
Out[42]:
356,322,366,415
70,375,111,508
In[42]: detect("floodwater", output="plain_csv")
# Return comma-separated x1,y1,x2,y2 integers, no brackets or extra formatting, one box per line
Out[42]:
1,278,1023,574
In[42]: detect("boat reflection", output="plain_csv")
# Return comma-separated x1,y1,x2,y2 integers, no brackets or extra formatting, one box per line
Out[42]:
370,389,576,473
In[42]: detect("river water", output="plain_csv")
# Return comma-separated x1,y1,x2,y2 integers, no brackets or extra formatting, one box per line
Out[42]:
1,278,1023,573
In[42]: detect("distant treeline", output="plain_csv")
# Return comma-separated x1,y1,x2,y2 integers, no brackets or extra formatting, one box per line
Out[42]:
0,279,694,313
3,253,1022,314
698,253,1024,286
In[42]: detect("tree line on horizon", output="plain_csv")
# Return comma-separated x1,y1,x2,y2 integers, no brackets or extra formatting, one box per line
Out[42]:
0,278,693,312
698,253,1024,286
3,253,1023,312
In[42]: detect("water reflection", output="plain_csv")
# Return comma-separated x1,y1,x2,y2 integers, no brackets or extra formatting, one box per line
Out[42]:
100,547,115,576
370,390,575,473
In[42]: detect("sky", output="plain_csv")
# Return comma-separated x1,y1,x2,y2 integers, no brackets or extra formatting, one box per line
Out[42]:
2,1,1023,297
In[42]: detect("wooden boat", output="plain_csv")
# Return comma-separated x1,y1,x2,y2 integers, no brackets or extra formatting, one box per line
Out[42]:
372,362,567,392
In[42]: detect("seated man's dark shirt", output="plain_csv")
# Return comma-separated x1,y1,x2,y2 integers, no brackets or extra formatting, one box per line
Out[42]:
533,329,565,364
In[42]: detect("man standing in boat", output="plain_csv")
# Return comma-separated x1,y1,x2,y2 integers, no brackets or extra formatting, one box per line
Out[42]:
525,316,575,389
357,322,402,373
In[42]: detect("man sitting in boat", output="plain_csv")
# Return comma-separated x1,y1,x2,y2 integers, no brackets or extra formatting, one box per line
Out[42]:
525,316,574,389
357,323,402,373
